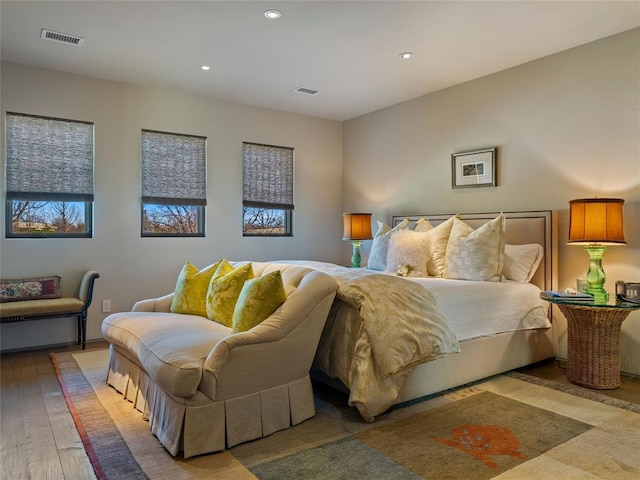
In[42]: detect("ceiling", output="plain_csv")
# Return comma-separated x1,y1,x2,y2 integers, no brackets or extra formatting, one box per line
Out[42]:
1,1,639,121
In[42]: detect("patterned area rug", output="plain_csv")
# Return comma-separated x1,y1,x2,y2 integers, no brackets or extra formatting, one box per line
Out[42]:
52,350,640,479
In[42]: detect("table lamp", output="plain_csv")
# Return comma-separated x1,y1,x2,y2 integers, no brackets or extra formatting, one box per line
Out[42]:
343,213,372,268
568,198,626,304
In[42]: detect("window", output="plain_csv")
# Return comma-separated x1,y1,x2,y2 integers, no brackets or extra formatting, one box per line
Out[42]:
141,130,207,236
242,142,294,236
5,112,94,238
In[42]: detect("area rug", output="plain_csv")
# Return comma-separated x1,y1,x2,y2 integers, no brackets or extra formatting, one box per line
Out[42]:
52,350,640,480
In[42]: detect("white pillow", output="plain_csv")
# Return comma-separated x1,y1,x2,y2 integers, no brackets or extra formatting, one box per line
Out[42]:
367,218,409,271
503,244,544,283
385,230,431,276
444,215,506,282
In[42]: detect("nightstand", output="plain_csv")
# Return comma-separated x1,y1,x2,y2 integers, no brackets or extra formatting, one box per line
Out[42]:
542,297,639,389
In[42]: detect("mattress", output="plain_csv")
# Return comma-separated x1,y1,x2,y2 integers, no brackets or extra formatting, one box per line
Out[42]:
394,275,551,341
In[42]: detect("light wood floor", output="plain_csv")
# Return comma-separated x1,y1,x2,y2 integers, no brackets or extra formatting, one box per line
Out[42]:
1,341,639,479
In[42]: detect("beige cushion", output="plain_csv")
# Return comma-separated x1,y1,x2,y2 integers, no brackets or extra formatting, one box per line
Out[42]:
419,215,458,277
414,217,434,232
102,311,231,397
0,297,84,317
444,215,506,281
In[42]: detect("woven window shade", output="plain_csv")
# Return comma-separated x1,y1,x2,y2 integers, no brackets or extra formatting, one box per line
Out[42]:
6,113,94,201
142,130,207,206
243,142,294,210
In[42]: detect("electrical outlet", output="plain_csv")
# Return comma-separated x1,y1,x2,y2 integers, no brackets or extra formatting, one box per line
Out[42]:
102,299,111,313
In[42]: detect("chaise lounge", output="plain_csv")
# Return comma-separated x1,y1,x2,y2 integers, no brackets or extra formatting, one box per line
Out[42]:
101,261,338,458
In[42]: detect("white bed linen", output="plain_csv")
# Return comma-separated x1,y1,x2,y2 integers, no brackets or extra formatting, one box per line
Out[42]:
390,275,551,341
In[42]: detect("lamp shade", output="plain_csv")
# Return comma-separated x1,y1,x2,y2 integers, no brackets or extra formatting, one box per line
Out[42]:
568,198,626,245
343,213,372,241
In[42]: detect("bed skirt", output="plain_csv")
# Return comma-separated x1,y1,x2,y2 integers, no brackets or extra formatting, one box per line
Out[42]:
105,345,316,458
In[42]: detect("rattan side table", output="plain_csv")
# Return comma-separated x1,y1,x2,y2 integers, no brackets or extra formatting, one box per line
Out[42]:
542,298,639,389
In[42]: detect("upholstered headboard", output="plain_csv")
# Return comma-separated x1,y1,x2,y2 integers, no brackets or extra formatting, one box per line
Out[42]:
391,210,557,292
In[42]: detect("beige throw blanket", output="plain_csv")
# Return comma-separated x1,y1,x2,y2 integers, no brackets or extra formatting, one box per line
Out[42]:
282,261,460,421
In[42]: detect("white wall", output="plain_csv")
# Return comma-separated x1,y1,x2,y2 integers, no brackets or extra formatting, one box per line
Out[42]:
343,29,640,375
0,62,344,350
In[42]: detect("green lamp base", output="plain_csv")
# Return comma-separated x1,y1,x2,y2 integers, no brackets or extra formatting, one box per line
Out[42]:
351,241,362,268
584,244,608,304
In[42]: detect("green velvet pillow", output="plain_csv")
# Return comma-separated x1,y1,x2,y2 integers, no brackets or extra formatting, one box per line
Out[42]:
170,260,222,317
206,262,254,327
232,270,287,333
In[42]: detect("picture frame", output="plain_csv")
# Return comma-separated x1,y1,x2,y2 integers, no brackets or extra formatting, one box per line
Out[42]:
451,147,497,188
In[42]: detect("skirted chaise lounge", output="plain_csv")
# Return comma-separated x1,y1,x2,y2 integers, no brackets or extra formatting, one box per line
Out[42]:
101,262,338,458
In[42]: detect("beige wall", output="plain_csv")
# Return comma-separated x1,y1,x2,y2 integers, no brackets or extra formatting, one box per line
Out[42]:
0,62,344,350
343,29,640,375
2,29,639,375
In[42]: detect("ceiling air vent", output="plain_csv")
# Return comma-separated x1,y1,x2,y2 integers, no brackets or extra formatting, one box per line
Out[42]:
40,29,84,46
294,86,321,96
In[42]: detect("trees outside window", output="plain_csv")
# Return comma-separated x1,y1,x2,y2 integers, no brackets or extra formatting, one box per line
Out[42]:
242,142,293,237
242,207,289,235
5,113,94,238
142,204,202,235
141,130,207,237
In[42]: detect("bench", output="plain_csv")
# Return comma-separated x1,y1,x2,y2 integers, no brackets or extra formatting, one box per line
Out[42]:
0,271,99,350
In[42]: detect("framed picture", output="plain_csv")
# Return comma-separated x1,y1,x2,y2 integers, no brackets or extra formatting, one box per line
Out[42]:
451,147,497,188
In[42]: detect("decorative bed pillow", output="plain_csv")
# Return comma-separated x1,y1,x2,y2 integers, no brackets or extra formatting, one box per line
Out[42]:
170,260,222,317
232,270,287,333
0,275,61,303
414,217,434,232
503,243,544,283
423,215,458,277
367,218,409,271
444,215,506,282
206,262,254,327
385,230,431,277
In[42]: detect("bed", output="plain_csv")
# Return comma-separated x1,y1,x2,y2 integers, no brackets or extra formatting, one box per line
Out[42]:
300,210,557,421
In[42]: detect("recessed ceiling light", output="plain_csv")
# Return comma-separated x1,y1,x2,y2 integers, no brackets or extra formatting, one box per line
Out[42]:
399,52,414,60
264,9,281,20
200,65,211,71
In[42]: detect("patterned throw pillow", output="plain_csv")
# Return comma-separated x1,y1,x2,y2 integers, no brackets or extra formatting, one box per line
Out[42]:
367,218,409,271
170,260,222,317
0,276,62,303
444,215,506,281
232,270,287,333
206,262,254,327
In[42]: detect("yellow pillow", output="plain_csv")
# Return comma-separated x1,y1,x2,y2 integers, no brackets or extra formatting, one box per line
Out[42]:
212,259,235,280
232,270,287,333
170,260,222,317
206,263,254,327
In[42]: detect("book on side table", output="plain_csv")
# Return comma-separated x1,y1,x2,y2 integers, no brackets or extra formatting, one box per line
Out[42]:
540,290,594,303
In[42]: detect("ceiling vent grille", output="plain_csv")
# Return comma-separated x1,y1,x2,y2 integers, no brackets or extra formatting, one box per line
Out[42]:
294,86,321,96
40,29,84,46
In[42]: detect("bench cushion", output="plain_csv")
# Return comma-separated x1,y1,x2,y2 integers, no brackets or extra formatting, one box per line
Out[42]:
102,312,231,397
0,297,84,318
